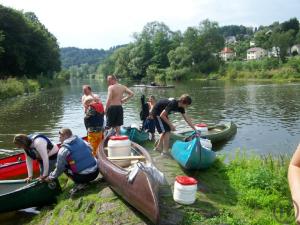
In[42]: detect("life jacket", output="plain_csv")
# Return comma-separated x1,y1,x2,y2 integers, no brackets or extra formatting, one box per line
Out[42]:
25,134,56,160
63,136,97,174
84,104,104,130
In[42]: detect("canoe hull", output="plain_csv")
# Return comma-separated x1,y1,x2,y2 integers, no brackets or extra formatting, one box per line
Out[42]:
171,122,237,144
0,153,40,180
0,179,61,212
120,127,149,143
171,138,216,170
98,139,159,224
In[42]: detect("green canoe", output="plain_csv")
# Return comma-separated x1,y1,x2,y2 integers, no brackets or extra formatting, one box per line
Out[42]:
0,179,61,213
170,122,237,144
120,127,149,143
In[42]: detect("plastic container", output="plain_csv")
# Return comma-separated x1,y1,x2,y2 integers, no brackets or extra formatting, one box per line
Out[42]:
200,138,212,149
173,176,198,205
108,136,131,167
195,123,208,134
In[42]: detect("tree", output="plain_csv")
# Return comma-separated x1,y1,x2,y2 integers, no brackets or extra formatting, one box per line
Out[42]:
281,18,299,33
168,46,192,70
0,31,4,58
270,30,294,62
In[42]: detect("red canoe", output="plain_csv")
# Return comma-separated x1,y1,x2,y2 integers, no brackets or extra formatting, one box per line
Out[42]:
0,153,40,179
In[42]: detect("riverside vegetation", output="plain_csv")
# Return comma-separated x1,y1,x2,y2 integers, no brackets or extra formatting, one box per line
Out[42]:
25,149,293,225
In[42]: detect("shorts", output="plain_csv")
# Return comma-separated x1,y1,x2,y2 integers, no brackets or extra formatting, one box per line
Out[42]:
154,116,170,134
106,105,123,127
143,119,156,133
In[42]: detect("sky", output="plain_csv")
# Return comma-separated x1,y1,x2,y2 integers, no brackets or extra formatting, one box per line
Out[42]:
1,0,299,49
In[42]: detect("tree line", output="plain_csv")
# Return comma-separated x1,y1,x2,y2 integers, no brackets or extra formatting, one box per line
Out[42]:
0,5,61,79
99,18,300,81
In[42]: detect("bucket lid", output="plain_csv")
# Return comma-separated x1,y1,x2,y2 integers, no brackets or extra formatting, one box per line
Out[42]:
195,123,207,127
109,136,129,141
176,176,198,185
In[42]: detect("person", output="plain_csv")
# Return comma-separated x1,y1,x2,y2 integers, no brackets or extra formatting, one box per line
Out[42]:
47,128,99,195
142,95,156,141
13,134,59,182
84,95,104,156
152,94,197,156
105,75,134,135
288,144,300,224
81,85,95,112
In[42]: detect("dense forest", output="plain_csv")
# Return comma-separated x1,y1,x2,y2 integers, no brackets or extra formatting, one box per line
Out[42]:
60,45,126,78
0,5,61,79
99,18,300,81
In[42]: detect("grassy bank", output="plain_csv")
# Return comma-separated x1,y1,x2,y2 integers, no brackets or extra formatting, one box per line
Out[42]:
24,149,293,225
0,71,70,99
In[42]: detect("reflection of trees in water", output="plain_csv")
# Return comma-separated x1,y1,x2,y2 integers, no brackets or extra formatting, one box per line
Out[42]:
0,88,64,149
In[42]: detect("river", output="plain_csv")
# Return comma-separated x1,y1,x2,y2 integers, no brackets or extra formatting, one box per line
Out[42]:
1,79,300,157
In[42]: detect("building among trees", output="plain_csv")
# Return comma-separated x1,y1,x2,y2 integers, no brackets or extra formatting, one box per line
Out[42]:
219,47,236,61
291,44,300,55
247,47,267,60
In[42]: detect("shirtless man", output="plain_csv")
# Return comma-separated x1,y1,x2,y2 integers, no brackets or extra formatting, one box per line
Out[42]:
105,75,134,135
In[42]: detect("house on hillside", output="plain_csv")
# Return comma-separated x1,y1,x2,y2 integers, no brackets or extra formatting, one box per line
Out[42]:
268,46,280,58
219,47,236,61
291,44,300,55
250,40,256,47
225,36,237,45
247,47,267,60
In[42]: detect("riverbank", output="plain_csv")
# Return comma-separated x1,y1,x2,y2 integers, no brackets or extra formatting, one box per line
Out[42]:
0,71,70,99
24,148,293,225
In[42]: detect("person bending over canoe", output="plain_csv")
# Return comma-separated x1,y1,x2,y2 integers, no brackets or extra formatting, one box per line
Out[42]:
105,75,134,135
142,95,156,141
84,95,104,156
288,143,300,224
152,94,197,156
47,128,99,195
13,134,59,182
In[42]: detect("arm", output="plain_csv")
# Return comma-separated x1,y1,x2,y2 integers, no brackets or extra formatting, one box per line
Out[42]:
121,86,134,104
35,139,49,177
105,86,113,113
288,144,300,223
160,110,175,131
182,113,196,130
25,154,33,178
48,147,69,180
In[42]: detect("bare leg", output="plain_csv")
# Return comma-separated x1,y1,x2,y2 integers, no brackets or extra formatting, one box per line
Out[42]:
155,133,164,152
162,132,170,154
115,126,120,136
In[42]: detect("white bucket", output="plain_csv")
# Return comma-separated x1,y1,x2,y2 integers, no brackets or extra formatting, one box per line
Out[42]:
200,138,212,149
108,136,131,167
173,176,197,205
195,123,208,134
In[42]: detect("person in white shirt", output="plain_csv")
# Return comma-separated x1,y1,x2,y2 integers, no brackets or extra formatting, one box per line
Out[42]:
13,134,59,182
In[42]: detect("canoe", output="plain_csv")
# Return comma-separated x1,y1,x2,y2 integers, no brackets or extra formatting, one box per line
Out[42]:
98,136,160,224
0,153,40,180
0,179,61,213
120,127,149,143
171,122,237,144
171,137,216,170
133,84,175,88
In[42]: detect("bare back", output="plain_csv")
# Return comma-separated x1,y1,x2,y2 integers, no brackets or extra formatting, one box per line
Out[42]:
106,83,134,108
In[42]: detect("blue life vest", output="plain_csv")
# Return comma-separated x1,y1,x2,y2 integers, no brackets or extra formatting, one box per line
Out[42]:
25,134,56,160
63,136,97,174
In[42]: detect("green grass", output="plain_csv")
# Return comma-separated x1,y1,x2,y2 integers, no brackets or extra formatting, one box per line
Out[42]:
26,149,294,225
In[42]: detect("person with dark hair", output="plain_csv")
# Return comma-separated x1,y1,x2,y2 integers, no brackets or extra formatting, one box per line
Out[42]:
47,128,99,195
13,133,59,182
152,94,197,156
105,75,134,135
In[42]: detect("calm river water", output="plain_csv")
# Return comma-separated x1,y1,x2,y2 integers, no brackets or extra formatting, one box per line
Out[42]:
1,79,300,156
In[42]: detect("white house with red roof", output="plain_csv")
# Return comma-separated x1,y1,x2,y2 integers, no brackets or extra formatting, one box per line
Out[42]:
219,47,236,61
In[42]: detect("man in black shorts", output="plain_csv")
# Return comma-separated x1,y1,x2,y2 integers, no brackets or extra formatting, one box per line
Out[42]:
105,75,134,135
152,94,197,156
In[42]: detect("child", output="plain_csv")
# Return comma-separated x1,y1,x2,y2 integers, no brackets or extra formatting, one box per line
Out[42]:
143,95,156,141
84,95,104,156
152,94,197,156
